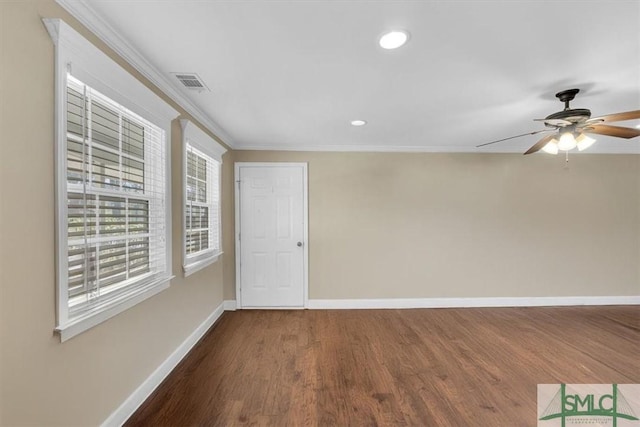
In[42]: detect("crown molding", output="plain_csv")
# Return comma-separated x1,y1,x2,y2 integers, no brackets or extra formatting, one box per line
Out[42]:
234,143,640,154
55,0,236,148
234,144,481,153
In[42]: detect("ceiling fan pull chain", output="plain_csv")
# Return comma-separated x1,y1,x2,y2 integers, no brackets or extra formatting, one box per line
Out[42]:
562,151,571,171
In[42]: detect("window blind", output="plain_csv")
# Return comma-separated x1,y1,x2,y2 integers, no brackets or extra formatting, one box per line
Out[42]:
65,75,167,314
185,143,220,258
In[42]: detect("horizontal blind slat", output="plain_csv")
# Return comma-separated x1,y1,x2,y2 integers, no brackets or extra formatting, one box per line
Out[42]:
65,75,167,310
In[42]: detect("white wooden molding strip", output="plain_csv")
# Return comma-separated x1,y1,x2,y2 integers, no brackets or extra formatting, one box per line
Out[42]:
101,302,226,427
223,300,237,311
306,296,640,309
55,0,235,148
234,143,640,154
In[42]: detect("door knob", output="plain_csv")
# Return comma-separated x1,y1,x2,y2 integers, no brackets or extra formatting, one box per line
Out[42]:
297,241,303,247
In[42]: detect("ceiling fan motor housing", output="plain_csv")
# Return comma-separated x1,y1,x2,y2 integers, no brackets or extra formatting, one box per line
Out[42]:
545,88,591,124
545,108,592,123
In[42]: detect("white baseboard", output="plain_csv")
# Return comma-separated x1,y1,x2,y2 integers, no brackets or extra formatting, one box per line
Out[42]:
306,296,640,309
101,302,226,427
223,300,237,311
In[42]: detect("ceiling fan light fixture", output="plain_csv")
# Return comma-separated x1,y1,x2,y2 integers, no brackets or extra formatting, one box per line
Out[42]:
542,139,559,155
557,132,577,151
379,30,409,49
478,89,640,154
576,134,596,151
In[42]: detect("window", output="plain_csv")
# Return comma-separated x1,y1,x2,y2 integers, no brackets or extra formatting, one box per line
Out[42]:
45,19,178,341
185,146,218,257
181,120,226,276
65,76,166,309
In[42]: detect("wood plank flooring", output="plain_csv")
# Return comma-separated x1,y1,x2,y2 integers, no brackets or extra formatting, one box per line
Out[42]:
125,306,639,426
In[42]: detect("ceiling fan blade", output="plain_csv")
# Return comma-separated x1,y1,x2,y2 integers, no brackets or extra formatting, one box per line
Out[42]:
524,134,556,155
586,110,640,124
476,129,551,148
533,118,571,126
583,124,640,139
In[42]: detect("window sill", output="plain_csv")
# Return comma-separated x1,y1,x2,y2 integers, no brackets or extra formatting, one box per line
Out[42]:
183,252,222,277
55,276,173,342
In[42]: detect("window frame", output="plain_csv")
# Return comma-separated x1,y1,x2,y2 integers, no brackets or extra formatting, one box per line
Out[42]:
180,119,226,277
45,19,179,341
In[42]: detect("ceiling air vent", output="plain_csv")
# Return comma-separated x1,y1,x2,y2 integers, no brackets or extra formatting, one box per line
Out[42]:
171,72,210,92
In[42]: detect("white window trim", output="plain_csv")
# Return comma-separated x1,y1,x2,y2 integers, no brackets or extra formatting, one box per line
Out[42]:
180,119,226,277
44,18,179,341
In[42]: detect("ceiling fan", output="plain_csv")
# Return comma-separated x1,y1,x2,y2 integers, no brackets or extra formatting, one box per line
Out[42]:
477,89,640,155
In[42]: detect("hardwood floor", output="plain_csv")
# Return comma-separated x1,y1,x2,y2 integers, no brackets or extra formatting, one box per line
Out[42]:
125,306,639,426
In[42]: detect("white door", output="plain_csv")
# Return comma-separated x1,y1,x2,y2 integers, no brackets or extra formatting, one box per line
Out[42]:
236,163,307,308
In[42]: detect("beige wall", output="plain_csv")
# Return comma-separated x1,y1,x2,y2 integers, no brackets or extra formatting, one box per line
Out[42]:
231,151,640,299
0,1,232,425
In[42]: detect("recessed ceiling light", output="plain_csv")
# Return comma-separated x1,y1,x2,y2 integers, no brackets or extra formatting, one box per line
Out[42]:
379,30,409,49
351,120,367,126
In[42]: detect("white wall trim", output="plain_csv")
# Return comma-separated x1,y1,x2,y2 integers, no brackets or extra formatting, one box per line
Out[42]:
234,164,242,310
55,0,235,148
180,119,227,161
101,302,226,427
183,253,221,278
180,118,225,278
44,18,178,341
58,278,172,342
235,144,496,153
223,300,237,311
306,296,640,309
234,143,640,154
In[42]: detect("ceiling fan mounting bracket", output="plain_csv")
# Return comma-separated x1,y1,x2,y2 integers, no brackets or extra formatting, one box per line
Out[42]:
556,88,580,109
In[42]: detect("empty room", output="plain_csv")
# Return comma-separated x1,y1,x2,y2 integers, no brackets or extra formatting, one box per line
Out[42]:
1,1,639,426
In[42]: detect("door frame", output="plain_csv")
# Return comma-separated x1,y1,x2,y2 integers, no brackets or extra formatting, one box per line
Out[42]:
234,162,309,309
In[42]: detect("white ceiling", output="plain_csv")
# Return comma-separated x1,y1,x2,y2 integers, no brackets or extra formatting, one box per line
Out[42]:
70,1,639,153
